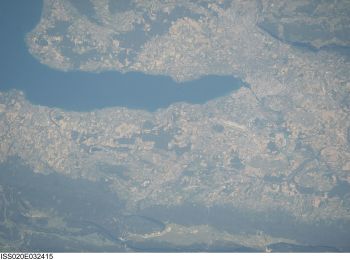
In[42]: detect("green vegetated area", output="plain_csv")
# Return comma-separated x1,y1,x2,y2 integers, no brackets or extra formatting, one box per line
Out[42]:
0,158,348,252
258,0,350,54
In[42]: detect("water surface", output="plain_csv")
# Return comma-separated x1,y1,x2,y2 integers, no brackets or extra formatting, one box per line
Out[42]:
0,0,243,112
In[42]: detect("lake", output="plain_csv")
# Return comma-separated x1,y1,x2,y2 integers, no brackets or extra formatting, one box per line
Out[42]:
139,203,350,251
0,0,243,112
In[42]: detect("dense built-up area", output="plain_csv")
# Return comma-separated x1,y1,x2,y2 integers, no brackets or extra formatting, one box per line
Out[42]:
1,0,350,250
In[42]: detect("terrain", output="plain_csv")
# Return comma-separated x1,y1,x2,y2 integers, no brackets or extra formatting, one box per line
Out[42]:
0,0,350,252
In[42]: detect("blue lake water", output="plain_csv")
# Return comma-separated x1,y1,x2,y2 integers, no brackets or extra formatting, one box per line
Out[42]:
0,0,243,112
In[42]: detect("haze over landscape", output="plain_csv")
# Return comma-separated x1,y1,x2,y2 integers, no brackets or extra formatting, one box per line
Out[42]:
0,0,350,252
